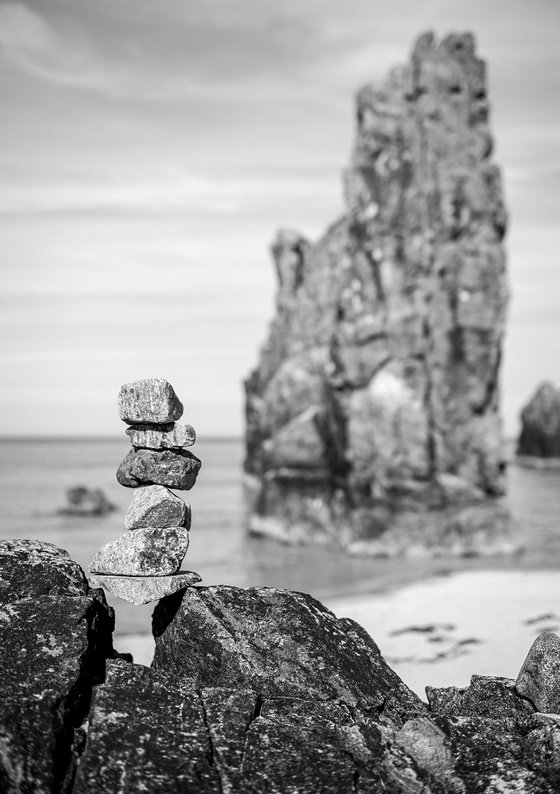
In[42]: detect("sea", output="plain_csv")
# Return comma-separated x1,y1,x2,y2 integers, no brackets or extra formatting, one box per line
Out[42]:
1,436,560,637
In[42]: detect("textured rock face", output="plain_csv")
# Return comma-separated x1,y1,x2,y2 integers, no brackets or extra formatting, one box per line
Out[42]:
124,484,190,529
245,31,510,554
125,421,196,449
89,526,189,576
516,632,560,713
116,448,201,489
517,382,560,458
0,539,115,793
88,571,202,605
118,378,183,424
4,541,560,792
153,585,423,720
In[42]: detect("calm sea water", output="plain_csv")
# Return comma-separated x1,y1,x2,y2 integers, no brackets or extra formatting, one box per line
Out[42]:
1,437,559,635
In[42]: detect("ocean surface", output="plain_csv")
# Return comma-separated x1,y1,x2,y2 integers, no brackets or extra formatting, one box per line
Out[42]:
1,436,560,636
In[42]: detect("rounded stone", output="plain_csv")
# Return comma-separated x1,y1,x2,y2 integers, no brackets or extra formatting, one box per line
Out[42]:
124,485,190,530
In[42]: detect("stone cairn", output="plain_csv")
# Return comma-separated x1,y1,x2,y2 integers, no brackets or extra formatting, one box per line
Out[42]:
89,378,202,605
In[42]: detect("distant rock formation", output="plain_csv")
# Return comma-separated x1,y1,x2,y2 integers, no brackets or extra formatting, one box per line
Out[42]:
244,31,511,555
58,485,116,517
3,539,560,792
517,382,560,460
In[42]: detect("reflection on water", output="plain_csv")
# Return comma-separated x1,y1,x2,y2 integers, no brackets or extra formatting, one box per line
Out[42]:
0,437,559,634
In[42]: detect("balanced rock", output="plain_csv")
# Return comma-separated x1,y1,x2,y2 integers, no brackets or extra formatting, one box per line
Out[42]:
124,485,190,530
116,448,201,490
126,421,196,449
517,382,560,458
89,571,201,605
118,378,183,425
89,526,189,576
244,31,510,554
516,632,560,713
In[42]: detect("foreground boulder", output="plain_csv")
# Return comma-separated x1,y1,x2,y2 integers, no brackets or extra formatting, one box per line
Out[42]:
4,540,560,792
0,540,115,793
244,31,510,555
517,382,560,459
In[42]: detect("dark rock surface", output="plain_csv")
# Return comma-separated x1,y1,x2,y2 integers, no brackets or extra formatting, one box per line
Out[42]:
152,585,423,721
244,31,510,555
0,539,115,793
58,486,116,517
118,378,183,425
517,382,560,459
4,539,560,792
116,448,201,490
515,632,560,713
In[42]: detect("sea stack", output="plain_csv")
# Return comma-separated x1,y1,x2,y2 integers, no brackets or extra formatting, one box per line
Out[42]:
244,32,511,556
89,378,202,604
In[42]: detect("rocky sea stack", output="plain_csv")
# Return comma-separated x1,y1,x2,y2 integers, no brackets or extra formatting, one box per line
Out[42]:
517,382,560,463
2,538,560,792
245,31,511,556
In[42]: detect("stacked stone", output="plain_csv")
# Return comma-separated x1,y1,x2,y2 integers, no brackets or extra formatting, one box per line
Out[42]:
89,378,202,605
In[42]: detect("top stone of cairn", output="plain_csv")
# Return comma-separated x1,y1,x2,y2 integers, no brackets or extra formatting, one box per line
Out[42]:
118,378,183,425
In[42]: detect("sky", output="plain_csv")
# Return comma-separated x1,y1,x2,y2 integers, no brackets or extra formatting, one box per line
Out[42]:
1,0,559,438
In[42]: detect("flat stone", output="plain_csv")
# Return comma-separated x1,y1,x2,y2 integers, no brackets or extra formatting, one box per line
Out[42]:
89,571,202,605
516,632,560,713
117,448,201,490
126,422,196,450
118,378,183,425
89,527,189,576
124,485,190,530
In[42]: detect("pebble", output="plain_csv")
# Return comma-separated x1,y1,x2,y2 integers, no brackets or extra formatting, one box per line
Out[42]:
516,632,560,713
126,422,196,450
89,527,189,576
124,486,190,530
117,449,201,490
88,571,201,605
118,379,183,425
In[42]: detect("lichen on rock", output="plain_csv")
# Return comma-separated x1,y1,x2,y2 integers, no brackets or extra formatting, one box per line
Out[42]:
245,31,511,555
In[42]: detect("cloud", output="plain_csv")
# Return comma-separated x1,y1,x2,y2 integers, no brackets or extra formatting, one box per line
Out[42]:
0,2,115,90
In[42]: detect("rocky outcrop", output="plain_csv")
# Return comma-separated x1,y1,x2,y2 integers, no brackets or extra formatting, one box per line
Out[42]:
0,539,115,793
244,31,510,555
3,539,560,792
517,382,560,459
